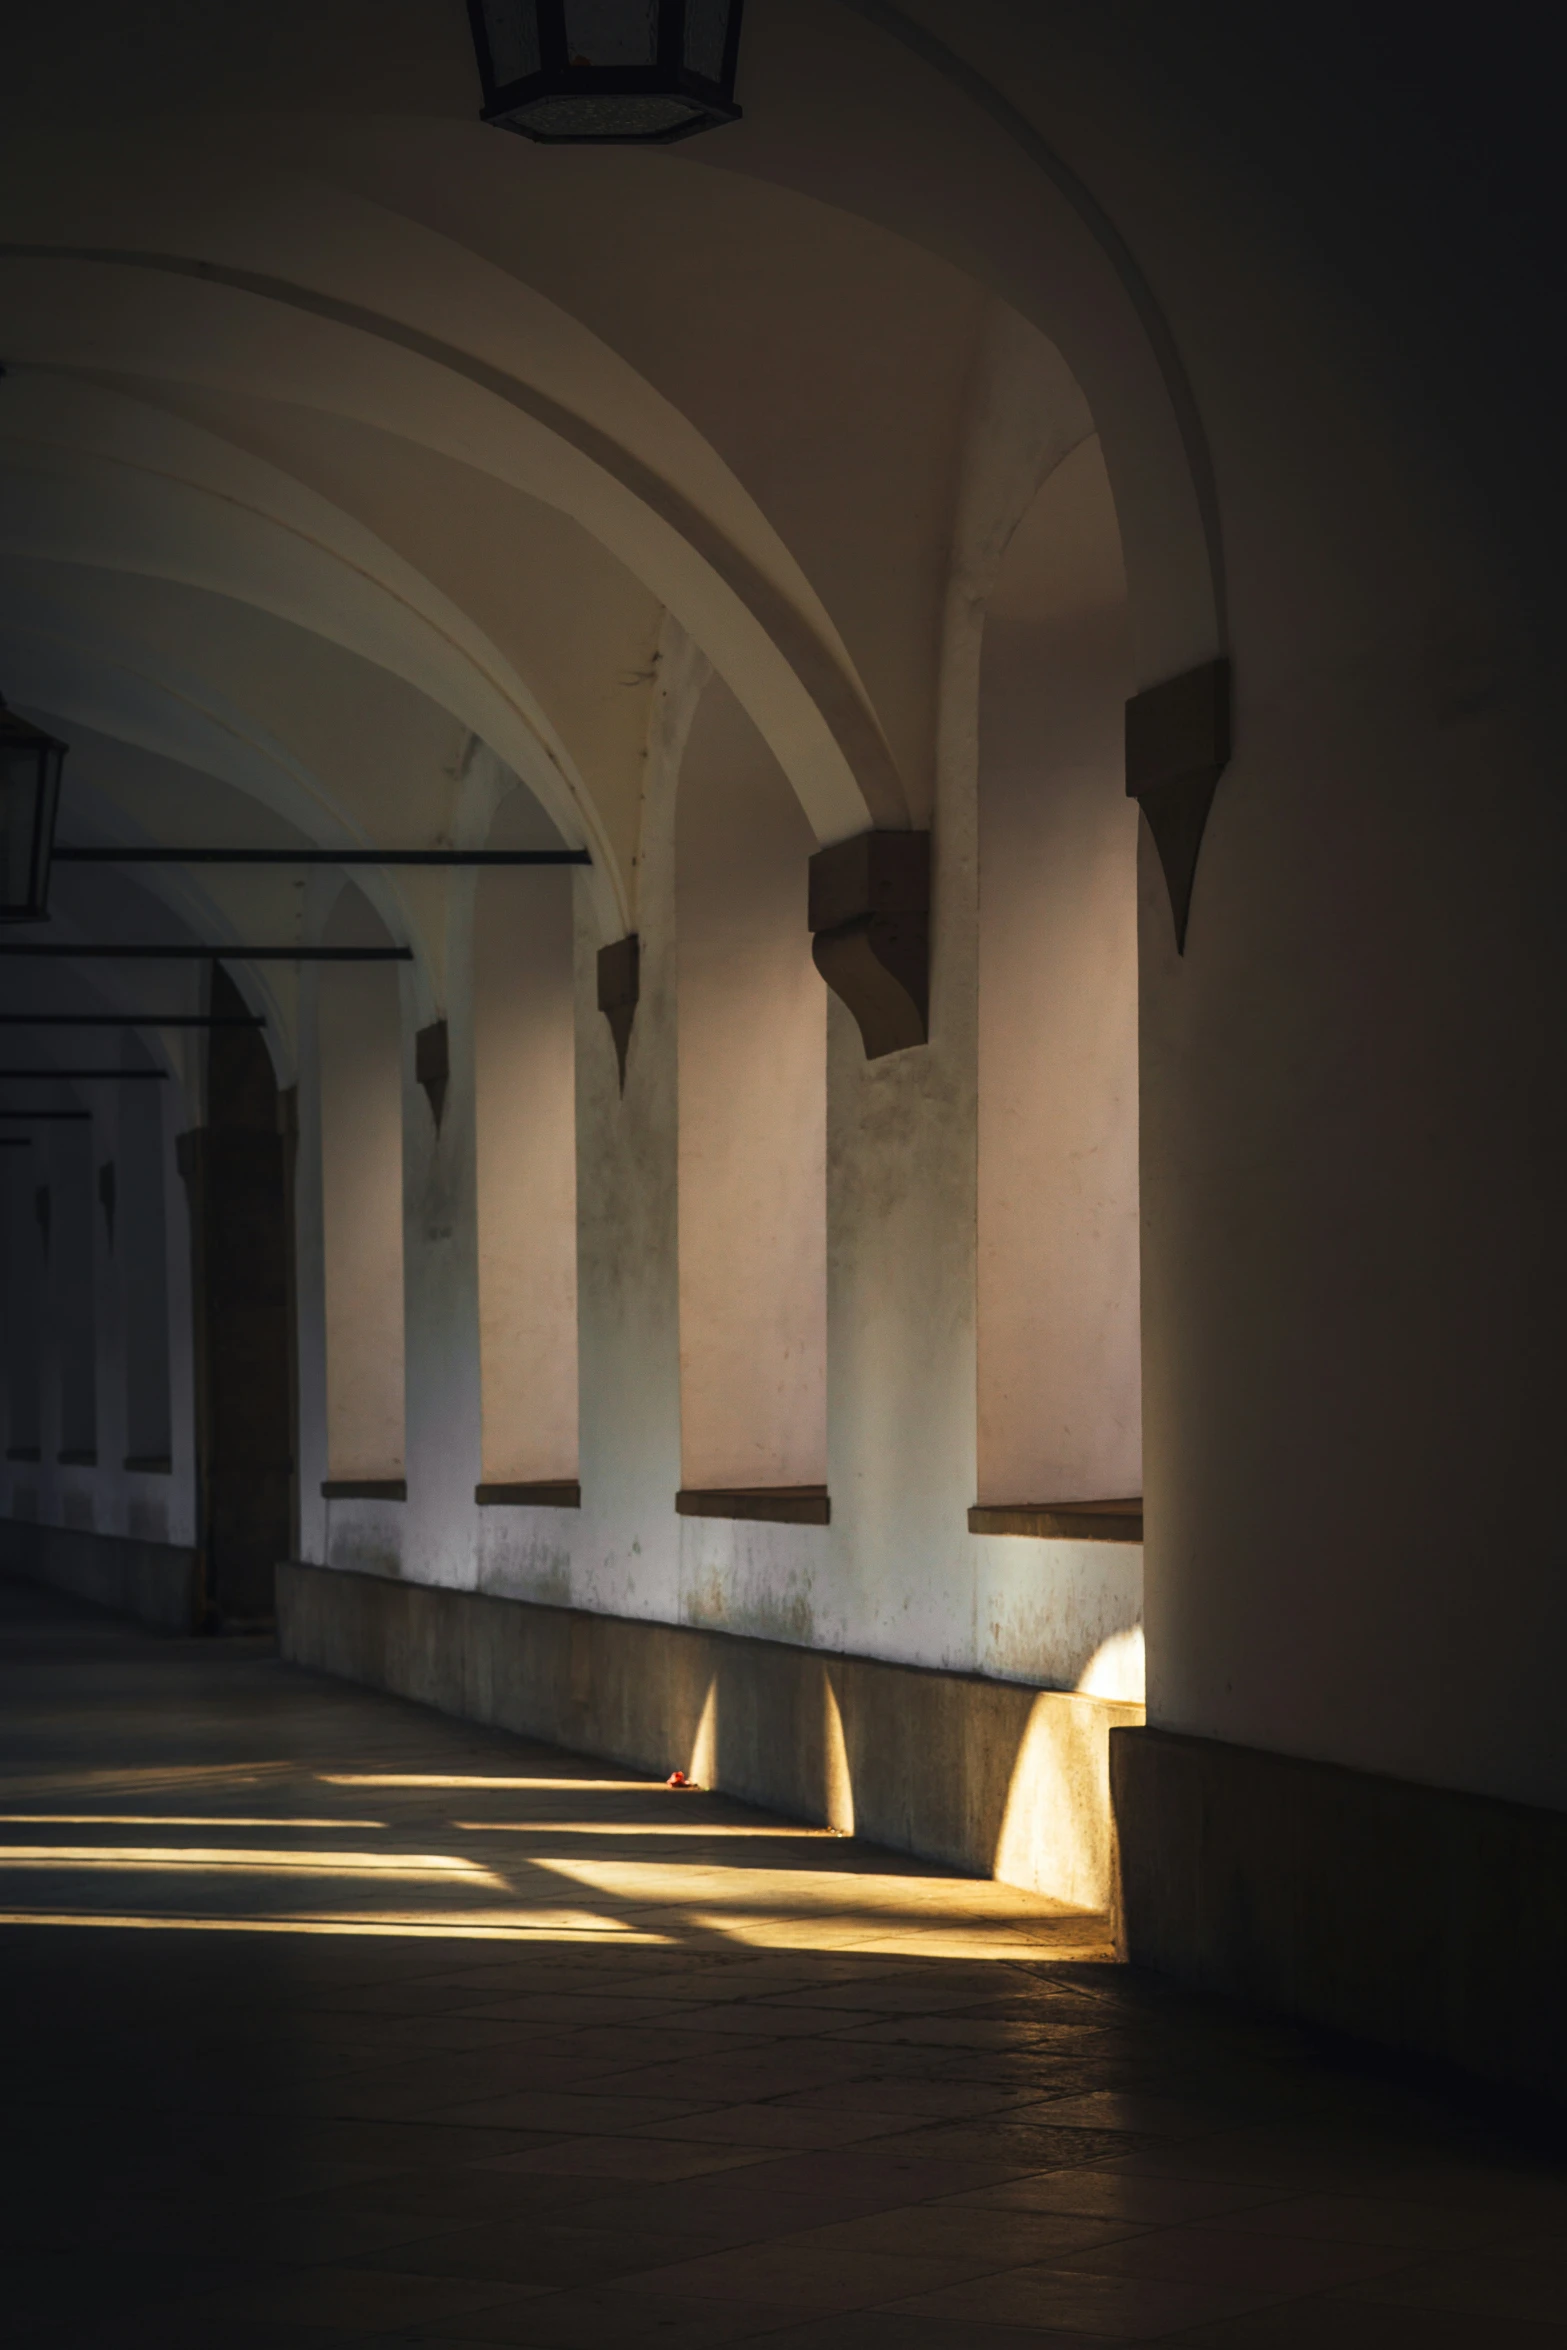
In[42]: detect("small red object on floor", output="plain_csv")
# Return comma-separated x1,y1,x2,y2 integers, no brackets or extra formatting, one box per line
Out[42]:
667,1770,700,1789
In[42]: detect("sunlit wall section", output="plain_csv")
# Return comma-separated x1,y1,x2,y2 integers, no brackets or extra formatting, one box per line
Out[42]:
318,885,405,1481
977,437,1141,1507
474,795,579,1487
118,1083,172,1468
676,676,826,1492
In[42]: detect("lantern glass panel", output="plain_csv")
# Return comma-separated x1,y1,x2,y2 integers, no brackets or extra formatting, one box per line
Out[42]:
561,1,659,66
685,0,732,78
472,0,742,143
477,0,541,83
0,713,64,922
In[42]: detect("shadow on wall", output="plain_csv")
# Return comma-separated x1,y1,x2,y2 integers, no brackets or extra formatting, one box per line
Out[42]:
677,1642,1137,1912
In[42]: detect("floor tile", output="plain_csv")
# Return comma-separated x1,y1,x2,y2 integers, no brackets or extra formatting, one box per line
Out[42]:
936,2169,1290,2226
490,2134,776,2181
356,2219,697,2287
406,2285,798,2343
626,2240,1009,2311
889,2260,1293,2335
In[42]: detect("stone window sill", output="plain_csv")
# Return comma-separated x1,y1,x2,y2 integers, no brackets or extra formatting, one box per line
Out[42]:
475,1481,581,1509
5,1446,41,1463
57,1450,98,1468
969,1500,1143,1542
321,1479,407,1502
677,1487,830,1526
124,1454,173,1475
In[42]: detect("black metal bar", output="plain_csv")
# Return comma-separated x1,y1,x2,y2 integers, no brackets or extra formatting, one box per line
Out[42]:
0,1137,33,1147
0,1013,263,1027
0,1110,91,1120
54,847,591,867
0,1069,168,1081
0,945,412,961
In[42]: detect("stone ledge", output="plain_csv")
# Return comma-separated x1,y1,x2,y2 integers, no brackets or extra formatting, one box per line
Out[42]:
970,1501,1143,1542
321,1479,407,1502
475,1481,581,1509
277,1558,1140,1911
1112,1723,1567,2102
677,1487,831,1525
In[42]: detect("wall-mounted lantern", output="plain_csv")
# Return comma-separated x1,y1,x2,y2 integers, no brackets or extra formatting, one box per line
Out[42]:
467,0,745,143
0,693,66,922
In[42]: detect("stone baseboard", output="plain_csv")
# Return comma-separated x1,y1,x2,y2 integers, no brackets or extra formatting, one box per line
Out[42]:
1112,1723,1567,2101
277,1559,1140,1910
0,1519,200,1634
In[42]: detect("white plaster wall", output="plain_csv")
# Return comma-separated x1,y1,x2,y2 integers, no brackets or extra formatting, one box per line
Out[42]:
3,1146,42,1461
53,1119,97,1461
477,368,1144,1704
0,1068,197,1553
509,621,698,1623
119,1081,173,1465
318,886,406,1481
676,675,827,1492
475,855,578,1485
977,437,1140,1506
396,866,482,1590
293,952,330,1570
158,1079,197,1549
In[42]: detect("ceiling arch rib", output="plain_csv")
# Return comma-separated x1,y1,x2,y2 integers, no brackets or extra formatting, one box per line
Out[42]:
0,594,456,1033
0,241,908,851
0,372,631,931
0,848,262,1107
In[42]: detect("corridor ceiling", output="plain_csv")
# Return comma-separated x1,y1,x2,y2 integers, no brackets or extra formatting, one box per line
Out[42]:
0,0,1221,1079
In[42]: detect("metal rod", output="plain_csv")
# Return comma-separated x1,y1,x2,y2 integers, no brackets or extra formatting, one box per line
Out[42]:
0,1110,91,1120
0,1069,168,1081
54,846,591,867
0,945,412,961
0,1013,263,1027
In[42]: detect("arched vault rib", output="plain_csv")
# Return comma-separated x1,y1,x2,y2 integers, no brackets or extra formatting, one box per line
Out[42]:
0,245,911,851
0,379,629,933
837,0,1227,654
0,612,442,1028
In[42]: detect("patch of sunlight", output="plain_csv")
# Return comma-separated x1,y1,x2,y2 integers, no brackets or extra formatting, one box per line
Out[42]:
320,1774,664,1791
453,1820,837,1838
535,1853,1087,1918
0,1911,672,1943
824,1672,854,1837
680,1912,1114,1960
687,1676,718,1788
6,1764,293,1791
0,1845,503,1881
0,1815,387,1829
1075,1624,1146,1701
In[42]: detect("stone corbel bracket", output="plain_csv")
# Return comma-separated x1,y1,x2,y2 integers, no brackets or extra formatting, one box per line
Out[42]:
1126,658,1232,952
415,1018,449,1133
808,831,930,1060
598,933,639,1093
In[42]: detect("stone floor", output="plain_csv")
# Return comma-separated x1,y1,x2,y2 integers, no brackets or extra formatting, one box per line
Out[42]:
4,1575,1566,2348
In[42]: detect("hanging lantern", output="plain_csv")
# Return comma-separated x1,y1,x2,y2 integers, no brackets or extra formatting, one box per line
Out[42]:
467,1,744,144
0,695,65,922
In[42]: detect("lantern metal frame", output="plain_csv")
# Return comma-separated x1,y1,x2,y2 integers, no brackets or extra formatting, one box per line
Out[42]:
0,694,66,923
466,0,745,145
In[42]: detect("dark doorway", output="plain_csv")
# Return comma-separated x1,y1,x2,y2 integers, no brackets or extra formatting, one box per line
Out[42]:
177,966,294,1625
